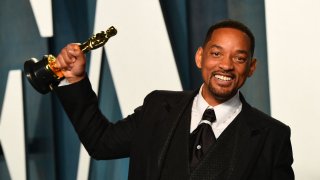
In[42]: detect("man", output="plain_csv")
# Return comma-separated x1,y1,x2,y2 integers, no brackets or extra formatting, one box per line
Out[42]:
54,19,294,180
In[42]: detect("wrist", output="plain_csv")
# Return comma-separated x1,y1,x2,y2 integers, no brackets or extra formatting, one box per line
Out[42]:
66,75,85,84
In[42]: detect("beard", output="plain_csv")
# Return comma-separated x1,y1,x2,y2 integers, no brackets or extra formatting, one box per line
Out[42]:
207,72,238,102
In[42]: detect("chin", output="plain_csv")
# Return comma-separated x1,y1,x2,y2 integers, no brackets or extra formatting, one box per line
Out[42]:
209,86,237,102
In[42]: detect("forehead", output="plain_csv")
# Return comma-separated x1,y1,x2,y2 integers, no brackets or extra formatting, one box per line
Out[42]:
207,27,251,50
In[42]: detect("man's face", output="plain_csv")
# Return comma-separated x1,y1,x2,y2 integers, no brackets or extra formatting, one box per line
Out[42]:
195,27,256,105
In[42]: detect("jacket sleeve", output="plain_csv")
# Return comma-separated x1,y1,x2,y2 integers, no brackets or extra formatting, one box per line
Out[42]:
272,126,295,180
53,76,143,160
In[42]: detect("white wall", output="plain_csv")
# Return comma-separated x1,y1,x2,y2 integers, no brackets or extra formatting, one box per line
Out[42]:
265,0,320,179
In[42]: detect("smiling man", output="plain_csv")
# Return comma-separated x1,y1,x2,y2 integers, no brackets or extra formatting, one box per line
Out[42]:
54,19,294,180
195,26,256,106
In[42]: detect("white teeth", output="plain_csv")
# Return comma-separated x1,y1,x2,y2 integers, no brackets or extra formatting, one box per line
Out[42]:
215,75,232,81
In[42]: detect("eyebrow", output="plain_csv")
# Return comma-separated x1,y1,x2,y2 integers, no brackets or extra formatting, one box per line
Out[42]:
209,44,223,50
235,50,249,56
210,44,249,55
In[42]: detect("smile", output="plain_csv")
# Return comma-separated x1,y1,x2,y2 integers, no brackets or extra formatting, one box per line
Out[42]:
214,74,232,81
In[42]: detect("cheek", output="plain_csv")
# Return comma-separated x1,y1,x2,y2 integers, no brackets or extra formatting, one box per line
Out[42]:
236,66,251,82
201,68,212,84
201,69,210,80
202,63,214,75
202,59,217,70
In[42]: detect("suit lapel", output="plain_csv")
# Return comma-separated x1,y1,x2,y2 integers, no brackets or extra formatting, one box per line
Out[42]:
227,96,268,180
150,90,197,180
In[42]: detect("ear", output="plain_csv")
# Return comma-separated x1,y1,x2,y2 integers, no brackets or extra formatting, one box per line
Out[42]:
248,58,257,77
195,47,203,69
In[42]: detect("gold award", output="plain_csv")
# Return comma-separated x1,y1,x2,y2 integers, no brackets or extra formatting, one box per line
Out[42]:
24,26,117,94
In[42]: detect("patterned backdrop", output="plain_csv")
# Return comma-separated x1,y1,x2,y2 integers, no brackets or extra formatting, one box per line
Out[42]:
1,0,319,179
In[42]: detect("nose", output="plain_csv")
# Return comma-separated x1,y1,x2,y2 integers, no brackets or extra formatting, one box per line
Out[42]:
218,56,234,71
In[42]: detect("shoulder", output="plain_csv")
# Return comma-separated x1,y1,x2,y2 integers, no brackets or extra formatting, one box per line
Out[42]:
241,102,291,139
133,90,196,113
144,90,195,103
239,93,290,133
250,106,290,131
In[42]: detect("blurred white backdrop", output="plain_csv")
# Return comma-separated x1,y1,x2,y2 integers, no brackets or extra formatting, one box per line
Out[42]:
265,0,320,179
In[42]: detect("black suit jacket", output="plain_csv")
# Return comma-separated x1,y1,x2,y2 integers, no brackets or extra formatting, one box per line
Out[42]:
54,76,294,180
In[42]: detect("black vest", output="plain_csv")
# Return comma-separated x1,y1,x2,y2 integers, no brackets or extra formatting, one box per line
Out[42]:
159,104,241,180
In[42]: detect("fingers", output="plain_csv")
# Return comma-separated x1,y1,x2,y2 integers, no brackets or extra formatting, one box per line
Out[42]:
67,44,82,58
56,51,68,70
62,48,74,70
55,43,87,83
56,43,84,70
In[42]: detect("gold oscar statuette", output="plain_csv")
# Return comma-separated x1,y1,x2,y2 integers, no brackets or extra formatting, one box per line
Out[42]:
24,26,117,94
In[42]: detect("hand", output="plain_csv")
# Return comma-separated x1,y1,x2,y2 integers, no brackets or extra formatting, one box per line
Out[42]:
56,43,86,84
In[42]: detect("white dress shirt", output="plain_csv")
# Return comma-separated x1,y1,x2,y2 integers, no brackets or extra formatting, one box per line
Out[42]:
190,85,242,138
58,78,70,86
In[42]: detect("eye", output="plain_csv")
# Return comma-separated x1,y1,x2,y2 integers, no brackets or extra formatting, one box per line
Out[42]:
210,51,221,57
233,56,248,63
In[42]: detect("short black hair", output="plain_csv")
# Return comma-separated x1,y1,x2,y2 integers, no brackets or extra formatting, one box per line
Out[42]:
202,19,255,57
